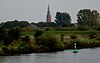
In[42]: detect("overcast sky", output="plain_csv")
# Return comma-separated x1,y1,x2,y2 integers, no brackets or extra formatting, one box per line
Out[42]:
0,0,99,23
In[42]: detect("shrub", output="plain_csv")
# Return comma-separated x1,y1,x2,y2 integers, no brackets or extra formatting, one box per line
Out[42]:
2,46,9,55
89,31,97,39
34,30,44,38
9,46,19,55
96,35,100,40
3,34,12,46
71,35,77,39
78,26,89,31
8,28,21,40
0,27,6,41
71,38,100,49
45,27,55,31
0,49,3,55
63,41,73,49
21,36,30,43
60,34,65,41
18,44,30,54
35,34,65,52
28,44,40,52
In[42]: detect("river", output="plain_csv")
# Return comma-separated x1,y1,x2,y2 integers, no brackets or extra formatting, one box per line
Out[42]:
0,48,100,63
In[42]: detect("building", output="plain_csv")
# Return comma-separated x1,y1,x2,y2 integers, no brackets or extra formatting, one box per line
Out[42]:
46,5,51,22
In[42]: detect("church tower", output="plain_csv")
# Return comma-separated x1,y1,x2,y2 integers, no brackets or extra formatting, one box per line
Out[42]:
46,5,51,22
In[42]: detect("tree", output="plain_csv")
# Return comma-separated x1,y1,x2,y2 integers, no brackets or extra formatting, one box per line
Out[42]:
19,21,30,27
55,12,71,27
3,34,12,46
1,20,30,29
8,28,21,40
77,9,100,28
1,20,19,28
34,22,57,28
0,28,12,46
0,27,6,41
35,22,44,27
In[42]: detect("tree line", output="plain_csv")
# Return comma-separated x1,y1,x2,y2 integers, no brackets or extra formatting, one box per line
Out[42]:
0,9,100,29
0,20,30,29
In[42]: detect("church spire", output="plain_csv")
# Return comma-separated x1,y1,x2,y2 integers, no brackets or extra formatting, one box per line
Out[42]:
47,5,50,16
46,4,51,22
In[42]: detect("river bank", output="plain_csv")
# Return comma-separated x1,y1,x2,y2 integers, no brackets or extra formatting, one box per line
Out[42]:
0,31,100,56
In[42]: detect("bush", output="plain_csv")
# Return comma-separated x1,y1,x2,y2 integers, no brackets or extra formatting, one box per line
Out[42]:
89,31,97,39
45,27,55,31
28,44,40,52
8,28,21,40
35,34,65,52
34,30,44,38
9,46,19,55
78,26,89,31
2,46,9,55
71,39,100,49
21,36,30,43
71,35,77,39
18,44,30,54
63,41,73,49
0,49,3,55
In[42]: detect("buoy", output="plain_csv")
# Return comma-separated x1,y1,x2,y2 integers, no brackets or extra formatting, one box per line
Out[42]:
73,49,78,53
73,42,78,53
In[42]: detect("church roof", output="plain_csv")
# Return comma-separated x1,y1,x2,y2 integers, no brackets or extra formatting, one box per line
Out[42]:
47,5,51,16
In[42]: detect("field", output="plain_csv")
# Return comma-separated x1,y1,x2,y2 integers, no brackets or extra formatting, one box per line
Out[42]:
22,30,100,36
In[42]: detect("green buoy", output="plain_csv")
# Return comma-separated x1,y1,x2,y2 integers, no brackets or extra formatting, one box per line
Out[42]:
73,42,78,53
73,49,78,53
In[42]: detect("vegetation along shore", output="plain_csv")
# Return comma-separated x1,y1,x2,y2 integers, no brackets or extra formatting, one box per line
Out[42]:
0,28,100,55
0,9,100,55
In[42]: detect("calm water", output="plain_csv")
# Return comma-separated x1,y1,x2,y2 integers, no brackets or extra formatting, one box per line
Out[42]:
0,48,100,63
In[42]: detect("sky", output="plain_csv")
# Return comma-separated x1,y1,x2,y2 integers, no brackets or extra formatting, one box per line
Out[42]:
0,0,100,23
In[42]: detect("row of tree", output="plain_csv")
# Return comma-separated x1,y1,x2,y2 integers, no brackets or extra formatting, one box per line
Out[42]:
55,9,100,28
0,9,100,29
1,20,30,29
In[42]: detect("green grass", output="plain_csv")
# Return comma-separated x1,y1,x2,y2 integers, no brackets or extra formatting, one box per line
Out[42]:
22,32,35,36
22,31,100,36
45,31,100,35
78,38,99,43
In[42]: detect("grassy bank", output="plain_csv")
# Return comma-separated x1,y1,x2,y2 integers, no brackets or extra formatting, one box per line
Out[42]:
22,31,100,36
1,30,100,55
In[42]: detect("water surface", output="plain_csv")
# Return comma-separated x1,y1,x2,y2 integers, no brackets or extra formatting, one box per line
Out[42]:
0,48,100,63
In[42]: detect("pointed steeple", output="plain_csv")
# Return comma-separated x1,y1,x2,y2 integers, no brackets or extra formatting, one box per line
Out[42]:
47,5,50,16
46,4,51,22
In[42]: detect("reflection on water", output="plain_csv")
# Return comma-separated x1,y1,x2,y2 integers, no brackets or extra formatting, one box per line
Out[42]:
0,48,100,63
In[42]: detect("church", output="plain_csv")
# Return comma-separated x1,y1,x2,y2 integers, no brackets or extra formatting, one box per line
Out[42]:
46,5,51,22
